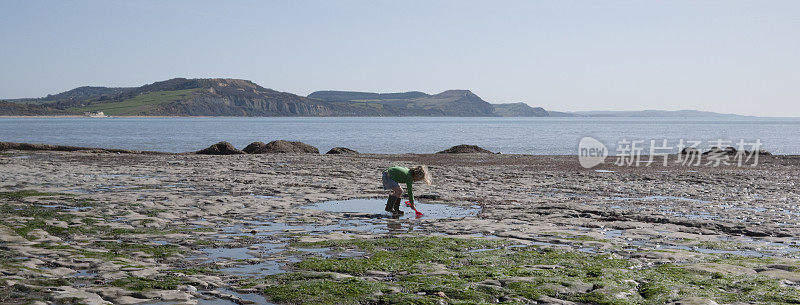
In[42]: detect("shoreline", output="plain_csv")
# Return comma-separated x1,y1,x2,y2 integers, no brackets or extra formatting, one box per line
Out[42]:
2,141,798,157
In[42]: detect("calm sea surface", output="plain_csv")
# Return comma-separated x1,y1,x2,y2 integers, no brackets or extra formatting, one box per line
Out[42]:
1,117,798,155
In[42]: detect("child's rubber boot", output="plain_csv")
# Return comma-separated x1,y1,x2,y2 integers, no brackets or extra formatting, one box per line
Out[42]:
392,197,404,216
386,196,397,213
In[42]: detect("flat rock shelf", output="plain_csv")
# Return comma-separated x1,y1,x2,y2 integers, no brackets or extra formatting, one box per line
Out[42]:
2,151,800,304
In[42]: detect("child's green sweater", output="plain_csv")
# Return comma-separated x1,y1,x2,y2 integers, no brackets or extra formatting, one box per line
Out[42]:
386,166,416,205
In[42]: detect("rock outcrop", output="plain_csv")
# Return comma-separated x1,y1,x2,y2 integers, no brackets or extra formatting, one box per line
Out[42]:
701,146,771,156
325,147,359,155
242,142,269,154
680,147,700,155
0,141,163,154
437,144,496,154
243,140,318,154
196,141,244,155
702,146,738,156
308,91,429,102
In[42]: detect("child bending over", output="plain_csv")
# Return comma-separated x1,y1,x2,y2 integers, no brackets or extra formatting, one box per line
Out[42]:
382,165,431,217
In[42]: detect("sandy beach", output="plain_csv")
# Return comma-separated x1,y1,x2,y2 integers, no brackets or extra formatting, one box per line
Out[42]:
2,150,800,304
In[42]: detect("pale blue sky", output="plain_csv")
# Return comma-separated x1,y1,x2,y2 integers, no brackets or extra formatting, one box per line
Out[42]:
1,0,798,116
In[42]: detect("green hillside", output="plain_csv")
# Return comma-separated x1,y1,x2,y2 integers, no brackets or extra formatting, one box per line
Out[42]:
493,102,549,117
67,89,200,116
5,78,552,117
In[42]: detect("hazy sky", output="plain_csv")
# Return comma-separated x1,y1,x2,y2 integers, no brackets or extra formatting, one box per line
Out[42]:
1,1,798,116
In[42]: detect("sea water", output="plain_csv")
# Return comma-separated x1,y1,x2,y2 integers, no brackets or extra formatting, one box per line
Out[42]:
1,116,799,154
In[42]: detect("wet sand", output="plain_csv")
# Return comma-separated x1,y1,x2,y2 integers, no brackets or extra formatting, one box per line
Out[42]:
1,151,800,304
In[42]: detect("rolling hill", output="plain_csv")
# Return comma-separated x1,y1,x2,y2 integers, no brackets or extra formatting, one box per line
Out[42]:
1,78,750,117
3,78,334,116
1,79,527,117
308,89,545,117
492,102,548,117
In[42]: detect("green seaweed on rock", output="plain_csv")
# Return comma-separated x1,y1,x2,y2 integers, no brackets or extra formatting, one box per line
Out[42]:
260,236,800,305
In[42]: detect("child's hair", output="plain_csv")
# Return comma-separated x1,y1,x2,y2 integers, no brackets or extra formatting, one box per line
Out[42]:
411,165,432,185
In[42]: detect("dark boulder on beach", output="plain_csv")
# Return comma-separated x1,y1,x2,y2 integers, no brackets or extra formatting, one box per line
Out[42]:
244,140,319,154
680,147,700,155
741,149,772,156
0,142,90,152
325,147,359,155
197,141,245,155
242,142,269,154
753,150,772,156
701,146,772,157
437,144,496,154
0,141,163,154
702,146,738,156
265,140,319,153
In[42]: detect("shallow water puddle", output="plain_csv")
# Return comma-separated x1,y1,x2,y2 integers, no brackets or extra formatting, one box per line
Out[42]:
610,195,711,203
36,204,93,212
92,173,158,179
467,244,529,253
142,288,276,305
664,245,767,257
603,229,625,238
201,247,256,261
220,260,284,276
66,185,139,193
718,204,768,213
303,198,480,219
202,288,275,305
661,210,719,220
217,220,376,238
198,244,288,278
66,189,93,194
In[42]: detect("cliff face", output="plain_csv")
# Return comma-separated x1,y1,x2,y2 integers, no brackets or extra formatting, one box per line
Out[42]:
152,94,334,116
146,79,335,116
308,91,429,102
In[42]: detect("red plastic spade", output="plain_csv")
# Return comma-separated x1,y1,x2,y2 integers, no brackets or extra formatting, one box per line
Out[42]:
405,201,424,217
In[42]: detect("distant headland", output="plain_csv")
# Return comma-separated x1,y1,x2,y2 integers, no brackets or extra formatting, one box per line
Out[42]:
0,78,748,118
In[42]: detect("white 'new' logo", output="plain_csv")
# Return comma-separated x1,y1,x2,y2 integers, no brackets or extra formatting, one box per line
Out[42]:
578,137,607,168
